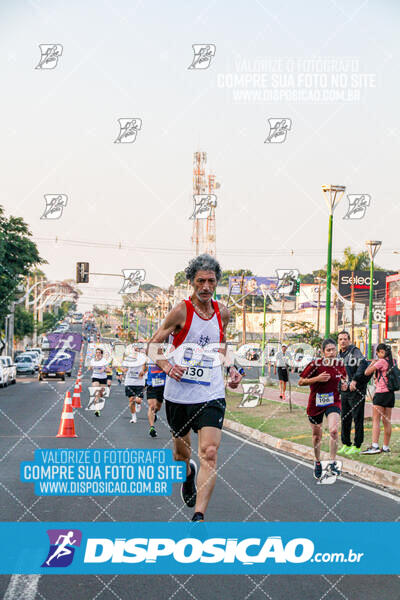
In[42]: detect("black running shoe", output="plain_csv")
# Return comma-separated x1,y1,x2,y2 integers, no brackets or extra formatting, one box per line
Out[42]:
149,426,157,438
95,411,100,417
314,461,322,479
191,512,204,522
328,461,341,477
181,459,197,507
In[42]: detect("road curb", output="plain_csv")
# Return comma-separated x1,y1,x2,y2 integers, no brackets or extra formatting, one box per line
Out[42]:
224,418,400,494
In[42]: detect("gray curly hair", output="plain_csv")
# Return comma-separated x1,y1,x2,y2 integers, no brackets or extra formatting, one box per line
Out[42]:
185,254,222,283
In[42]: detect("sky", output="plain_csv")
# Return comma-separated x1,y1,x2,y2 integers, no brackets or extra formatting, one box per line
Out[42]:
0,0,399,309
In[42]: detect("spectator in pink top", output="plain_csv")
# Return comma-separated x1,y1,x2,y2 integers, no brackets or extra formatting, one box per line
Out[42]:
361,343,395,455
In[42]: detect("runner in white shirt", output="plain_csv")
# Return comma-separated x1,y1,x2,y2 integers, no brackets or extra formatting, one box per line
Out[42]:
89,348,108,417
123,348,148,424
274,344,291,400
148,254,243,522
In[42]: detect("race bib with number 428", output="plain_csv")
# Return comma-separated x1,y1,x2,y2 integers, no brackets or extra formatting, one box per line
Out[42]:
316,392,334,407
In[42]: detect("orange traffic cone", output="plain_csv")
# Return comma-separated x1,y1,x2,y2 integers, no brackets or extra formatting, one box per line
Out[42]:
72,382,82,408
56,392,78,437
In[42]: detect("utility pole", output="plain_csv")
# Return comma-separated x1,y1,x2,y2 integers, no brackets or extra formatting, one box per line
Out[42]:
33,273,38,346
279,295,285,343
351,270,355,341
25,276,30,310
242,295,246,345
240,274,246,345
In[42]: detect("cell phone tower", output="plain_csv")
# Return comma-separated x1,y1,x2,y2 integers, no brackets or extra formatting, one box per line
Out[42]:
191,151,219,257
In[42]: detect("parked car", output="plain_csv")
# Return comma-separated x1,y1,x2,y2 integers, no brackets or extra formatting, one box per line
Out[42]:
15,355,36,375
27,348,43,363
0,363,9,387
21,351,40,371
0,356,16,385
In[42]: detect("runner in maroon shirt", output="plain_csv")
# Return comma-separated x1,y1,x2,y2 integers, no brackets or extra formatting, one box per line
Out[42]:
299,338,348,479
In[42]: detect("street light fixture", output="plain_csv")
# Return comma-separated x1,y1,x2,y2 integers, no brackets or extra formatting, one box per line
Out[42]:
321,184,346,336
366,240,382,359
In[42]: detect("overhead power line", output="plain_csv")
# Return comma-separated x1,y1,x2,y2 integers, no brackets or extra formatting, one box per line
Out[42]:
33,236,400,258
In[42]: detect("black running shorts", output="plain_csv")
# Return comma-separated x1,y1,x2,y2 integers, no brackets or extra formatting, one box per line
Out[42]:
146,385,164,403
165,398,226,437
277,367,288,382
125,385,144,399
308,405,340,425
92,377,107,384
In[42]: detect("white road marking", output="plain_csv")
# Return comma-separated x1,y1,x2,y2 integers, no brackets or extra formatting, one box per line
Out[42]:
3,575,40,600
223,429,400,503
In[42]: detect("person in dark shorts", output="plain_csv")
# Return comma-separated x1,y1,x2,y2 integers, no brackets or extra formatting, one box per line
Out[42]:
106,365,113,390
299,338,348,479
148,254,243,522
89,348,108,416
146,363,166,438
361,343,396,455
123,353,147,424
274,344,290,399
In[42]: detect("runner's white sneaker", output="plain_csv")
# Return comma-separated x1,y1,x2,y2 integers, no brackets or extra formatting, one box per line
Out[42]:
130,414,137,423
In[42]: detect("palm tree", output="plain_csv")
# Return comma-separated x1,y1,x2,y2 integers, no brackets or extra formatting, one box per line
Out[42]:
341,246,369,270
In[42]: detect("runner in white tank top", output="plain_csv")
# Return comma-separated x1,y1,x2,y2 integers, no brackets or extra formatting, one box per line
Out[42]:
148,254,244,522
163,296,225,404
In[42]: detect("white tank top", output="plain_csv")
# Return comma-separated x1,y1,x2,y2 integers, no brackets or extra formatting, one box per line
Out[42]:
164,298,225,404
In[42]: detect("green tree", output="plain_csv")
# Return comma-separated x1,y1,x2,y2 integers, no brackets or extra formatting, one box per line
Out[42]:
284,320,322,348
14,305,34,340
299,247,386,286
0,207,44,349
38,312,57,335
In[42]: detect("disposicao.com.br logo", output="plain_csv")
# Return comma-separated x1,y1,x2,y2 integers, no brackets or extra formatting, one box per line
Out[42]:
83,536,363,566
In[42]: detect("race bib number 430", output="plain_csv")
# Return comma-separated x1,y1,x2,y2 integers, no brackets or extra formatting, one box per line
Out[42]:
181,365,211,386
316,392,334,407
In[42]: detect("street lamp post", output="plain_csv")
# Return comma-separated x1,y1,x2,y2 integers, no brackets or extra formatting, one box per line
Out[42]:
366,240,382,359
321,184,346,337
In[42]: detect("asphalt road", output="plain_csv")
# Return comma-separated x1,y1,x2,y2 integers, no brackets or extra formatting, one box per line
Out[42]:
0,330,399,599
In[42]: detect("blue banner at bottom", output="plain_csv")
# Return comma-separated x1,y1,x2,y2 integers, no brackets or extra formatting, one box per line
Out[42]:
0,522,398,575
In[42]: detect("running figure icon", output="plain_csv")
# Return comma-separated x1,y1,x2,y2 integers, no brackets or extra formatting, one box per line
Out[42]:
45,531,76,566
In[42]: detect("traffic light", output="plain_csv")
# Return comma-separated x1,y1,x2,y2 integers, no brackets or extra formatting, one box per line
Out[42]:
76,262,89,283
295,278,301,295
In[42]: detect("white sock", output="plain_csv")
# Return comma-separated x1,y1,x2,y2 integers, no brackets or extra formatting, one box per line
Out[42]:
382,445,390,451
372,443,379,448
